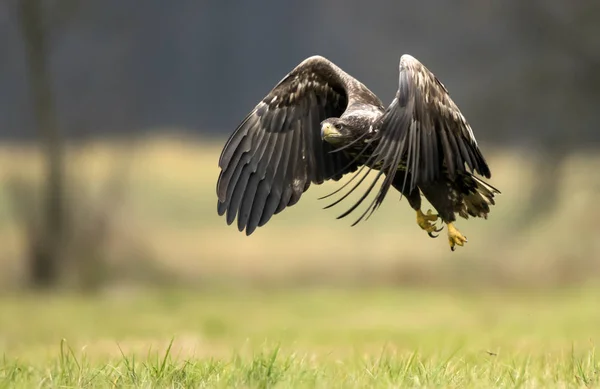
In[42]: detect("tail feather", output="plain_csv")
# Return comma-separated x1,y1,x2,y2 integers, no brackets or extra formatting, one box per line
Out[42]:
458,175,501,219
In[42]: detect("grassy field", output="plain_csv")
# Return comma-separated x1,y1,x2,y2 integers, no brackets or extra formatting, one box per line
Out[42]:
2,286,600,388
1,137,600,387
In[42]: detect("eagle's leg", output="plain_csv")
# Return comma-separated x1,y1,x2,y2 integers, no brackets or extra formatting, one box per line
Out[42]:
390,171,442,238
418,180,468,251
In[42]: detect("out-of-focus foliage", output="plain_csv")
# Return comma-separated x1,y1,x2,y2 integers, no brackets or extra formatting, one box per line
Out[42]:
0,0,599,148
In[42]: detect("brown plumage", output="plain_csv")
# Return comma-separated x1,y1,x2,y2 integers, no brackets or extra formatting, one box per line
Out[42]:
216,54,500,250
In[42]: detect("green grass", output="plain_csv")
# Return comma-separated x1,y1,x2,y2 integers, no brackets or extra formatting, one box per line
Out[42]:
2,286,600,388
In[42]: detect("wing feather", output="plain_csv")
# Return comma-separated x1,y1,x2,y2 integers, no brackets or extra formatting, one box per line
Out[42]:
383,54,491,193
217,56,361,235
331,54,492,224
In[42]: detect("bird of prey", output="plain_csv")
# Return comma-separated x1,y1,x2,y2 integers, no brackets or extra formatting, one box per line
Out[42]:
216,54,500,251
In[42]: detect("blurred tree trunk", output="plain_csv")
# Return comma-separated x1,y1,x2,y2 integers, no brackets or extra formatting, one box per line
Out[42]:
18,0,66,288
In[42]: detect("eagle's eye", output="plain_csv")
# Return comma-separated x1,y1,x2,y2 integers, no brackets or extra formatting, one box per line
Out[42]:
334,123,342,130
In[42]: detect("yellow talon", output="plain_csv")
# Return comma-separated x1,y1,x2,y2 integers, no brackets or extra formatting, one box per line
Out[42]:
416,209,443,238
447,222,468,251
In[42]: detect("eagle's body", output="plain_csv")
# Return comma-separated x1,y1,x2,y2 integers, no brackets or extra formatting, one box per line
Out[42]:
216,55,500,250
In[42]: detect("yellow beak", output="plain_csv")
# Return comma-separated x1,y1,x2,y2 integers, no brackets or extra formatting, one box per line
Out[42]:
321,122,340,139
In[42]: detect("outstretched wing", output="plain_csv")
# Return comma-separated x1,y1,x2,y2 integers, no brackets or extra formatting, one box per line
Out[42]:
217,56,361,235
330,54,491,225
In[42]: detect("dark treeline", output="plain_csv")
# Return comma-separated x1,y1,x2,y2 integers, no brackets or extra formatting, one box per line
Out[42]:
1,0,599,150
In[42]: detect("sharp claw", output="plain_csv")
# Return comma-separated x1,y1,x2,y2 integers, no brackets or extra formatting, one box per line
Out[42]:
451,246,455,251
417,209,444,238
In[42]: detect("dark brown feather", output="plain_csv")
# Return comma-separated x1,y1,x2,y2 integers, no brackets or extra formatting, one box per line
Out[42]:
216,56,367,235
332,55,492,224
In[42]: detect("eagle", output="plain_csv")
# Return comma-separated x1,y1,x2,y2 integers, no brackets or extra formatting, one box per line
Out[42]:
216,55,500,251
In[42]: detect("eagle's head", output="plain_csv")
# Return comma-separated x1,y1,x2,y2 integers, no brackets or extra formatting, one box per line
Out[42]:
320,118,353,145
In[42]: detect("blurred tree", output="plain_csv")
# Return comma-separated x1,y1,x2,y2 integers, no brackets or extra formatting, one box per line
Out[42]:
513,0,600,227
16,0,79,287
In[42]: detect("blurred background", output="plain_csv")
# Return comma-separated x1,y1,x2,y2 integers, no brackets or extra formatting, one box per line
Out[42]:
1,0,600,293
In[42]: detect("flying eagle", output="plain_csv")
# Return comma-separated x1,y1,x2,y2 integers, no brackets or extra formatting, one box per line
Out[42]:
216,55,500,251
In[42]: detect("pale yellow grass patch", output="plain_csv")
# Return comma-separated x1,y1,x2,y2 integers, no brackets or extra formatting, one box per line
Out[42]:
0,136,599,286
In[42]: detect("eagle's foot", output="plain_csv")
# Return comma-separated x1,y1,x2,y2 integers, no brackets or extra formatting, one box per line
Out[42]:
447,223,467,251
416,209,443,238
